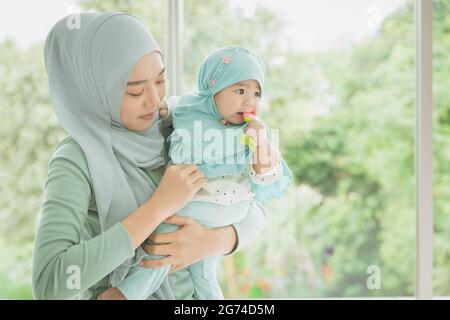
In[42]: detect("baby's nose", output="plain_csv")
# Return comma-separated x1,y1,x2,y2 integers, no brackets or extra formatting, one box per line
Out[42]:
244,98,258,109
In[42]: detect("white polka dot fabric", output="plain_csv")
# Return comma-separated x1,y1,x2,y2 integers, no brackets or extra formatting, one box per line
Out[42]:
194,159,283,205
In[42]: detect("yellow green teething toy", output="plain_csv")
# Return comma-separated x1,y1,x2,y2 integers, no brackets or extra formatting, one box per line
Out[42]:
240,112,257,152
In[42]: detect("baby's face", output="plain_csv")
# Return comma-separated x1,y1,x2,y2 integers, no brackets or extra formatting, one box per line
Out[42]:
214,79,261,125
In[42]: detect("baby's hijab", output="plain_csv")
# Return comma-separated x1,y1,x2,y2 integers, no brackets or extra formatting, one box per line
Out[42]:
44,12,166,231
169,46,265,177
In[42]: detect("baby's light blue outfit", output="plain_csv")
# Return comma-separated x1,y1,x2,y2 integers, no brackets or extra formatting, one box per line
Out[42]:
116,46,292,300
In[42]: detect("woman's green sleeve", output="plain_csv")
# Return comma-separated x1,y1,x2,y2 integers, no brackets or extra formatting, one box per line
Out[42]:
32,140,135,299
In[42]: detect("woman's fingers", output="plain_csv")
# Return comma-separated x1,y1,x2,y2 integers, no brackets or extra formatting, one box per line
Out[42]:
144,217,210,272
147,232,174,244
180,164,199,176
194,177,206,190
139,256,176,268
187,170,204,184
146,216,195,244
185,166,205,188
143,243,174,256
164,215,195,226
176,164,205,191
169,263,183,274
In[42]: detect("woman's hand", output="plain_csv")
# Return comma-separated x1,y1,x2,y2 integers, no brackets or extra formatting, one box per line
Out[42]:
151,164,206,219
97,287,127,300
121,164,205,250
140,215,237,273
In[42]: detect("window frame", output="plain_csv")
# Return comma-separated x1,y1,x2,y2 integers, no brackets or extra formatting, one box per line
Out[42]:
415,0,433,300
166,0,183,96
166,0,434,299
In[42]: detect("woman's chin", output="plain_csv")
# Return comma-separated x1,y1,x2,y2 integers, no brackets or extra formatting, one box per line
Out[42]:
127,122,153,132
140,123,153,132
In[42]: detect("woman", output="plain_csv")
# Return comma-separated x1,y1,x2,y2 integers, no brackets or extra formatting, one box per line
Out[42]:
32,12,266,300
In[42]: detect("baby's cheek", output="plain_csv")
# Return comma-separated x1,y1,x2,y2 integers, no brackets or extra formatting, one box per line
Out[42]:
217,105,229,119
253,102,260,113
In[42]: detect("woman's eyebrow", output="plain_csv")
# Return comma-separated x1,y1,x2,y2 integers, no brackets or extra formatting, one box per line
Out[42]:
127,68,165,86
127,79,147,86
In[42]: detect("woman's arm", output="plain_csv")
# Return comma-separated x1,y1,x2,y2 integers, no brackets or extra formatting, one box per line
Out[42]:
33,152,136,300
33,142,205,299
140,202,267,271
122,164,206,249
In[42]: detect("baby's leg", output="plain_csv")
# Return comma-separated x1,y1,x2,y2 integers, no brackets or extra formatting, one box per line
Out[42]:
116,223,179,300
188,256,223,300
175,200,253,299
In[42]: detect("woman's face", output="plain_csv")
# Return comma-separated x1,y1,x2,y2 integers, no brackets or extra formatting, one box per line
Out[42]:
214,79,261,125
120,51,166,132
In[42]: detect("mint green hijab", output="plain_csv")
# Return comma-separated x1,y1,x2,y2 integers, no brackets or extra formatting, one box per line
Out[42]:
44,12,165,231
169,46,265,177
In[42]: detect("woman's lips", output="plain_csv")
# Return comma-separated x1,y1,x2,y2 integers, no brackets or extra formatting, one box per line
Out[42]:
140,112,154,120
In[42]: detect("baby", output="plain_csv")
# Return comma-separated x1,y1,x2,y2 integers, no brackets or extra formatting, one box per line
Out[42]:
109,46,292,299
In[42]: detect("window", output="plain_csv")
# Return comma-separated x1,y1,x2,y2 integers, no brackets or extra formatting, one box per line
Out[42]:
0,0,438,300
175,0,436,299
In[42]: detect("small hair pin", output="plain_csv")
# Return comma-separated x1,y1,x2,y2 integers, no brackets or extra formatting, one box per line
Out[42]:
222,55,231,64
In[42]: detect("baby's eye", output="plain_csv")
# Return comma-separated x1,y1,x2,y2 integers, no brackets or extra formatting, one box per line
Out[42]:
156,79,165,85
254,92,261,97
234,88,245,95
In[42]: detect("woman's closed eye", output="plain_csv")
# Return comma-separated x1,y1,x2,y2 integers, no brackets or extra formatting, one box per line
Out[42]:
127,79,165,97
127,89,144,97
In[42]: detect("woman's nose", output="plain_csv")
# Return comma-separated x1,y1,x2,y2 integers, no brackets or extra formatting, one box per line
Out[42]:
145,86,160,110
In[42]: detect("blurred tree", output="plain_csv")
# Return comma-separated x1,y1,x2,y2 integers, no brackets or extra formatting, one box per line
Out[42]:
0,40,64,299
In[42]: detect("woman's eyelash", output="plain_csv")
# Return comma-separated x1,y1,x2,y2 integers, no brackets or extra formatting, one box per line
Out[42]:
128,79,165,96
128,90,144,97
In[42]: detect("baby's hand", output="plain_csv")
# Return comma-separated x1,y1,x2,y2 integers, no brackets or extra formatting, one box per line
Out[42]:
159,100,169,118
244,119,268,148
97,287,127,300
